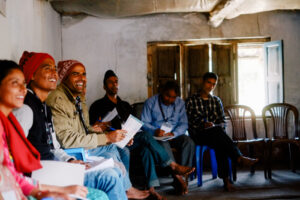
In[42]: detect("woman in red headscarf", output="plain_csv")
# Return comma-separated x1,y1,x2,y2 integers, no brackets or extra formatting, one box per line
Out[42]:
0,60,76,200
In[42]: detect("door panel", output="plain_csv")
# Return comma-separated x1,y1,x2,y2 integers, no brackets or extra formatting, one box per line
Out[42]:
148,45,180,96
212,43,235,106
184,44,209,98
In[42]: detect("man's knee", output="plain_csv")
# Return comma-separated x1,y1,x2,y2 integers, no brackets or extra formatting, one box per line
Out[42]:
179,135,195,147
139,131,154,142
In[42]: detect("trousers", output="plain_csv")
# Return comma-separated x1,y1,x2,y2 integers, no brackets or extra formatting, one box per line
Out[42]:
189,126,241,178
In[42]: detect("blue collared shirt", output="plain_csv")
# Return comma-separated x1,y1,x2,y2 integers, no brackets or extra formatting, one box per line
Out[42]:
141,94,188,137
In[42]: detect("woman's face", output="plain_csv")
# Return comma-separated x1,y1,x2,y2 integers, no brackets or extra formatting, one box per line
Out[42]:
0,69,27,114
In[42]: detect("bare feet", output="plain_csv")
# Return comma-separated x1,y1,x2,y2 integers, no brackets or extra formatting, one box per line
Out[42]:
223,177,235,192
237,156,259,167
149,187,167,200
172,175,188,195
127,187,149,199
170,162,195,176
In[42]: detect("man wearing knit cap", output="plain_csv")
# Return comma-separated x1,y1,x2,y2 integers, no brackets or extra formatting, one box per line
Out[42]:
46,60,149,199
15,51,131,199
89,70,195,198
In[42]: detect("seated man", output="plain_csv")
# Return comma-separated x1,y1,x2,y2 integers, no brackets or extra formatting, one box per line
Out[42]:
89,70,195,198
186,72,258,191
45,59,148,199
14,51,126,200
140,80,195,194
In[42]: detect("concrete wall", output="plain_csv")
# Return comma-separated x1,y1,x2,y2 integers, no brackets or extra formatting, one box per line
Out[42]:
0,0,61,63
61,11,300,112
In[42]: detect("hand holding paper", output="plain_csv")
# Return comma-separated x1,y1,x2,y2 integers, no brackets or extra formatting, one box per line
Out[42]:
114,114,143,148
106,129,127,143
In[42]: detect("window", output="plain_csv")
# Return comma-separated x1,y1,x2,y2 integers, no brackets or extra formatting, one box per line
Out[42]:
147,38,283,115
238,44,265,114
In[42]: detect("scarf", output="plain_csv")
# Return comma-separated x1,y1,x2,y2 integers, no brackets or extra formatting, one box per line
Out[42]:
0,111,42,173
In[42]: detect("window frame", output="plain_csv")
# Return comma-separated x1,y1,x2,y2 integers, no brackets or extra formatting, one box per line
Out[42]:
147,37,272,105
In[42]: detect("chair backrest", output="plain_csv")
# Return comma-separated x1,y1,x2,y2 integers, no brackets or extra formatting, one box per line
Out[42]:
262,103,299,139
131,102,145,119
225,105,257,140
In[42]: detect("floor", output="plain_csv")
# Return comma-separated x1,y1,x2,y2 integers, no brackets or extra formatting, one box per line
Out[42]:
155,170,300,200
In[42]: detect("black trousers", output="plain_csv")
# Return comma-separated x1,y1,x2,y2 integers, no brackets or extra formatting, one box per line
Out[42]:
189,126,242,179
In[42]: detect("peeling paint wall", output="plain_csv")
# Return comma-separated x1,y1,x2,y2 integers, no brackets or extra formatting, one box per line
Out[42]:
61,11,300,113
0,0,61,63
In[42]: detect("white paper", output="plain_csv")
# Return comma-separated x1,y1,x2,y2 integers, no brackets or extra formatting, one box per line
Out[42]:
1,190,18,200
85,156,114,173
160,122,172,133
102,108,118,122
32,160,85,186
114,114,143,148
69,194,88,200
153,135,175,141
204,123,224,130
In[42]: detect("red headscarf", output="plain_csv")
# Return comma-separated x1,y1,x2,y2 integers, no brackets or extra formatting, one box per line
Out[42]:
19,51,55,84
57,60,85,81
0,111,42,173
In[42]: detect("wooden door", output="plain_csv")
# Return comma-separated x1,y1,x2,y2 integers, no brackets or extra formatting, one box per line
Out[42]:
147,45,180,96
212,43,236,106
184,44,209,98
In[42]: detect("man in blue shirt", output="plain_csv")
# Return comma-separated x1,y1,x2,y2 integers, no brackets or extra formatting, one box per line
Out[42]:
141,81,195,191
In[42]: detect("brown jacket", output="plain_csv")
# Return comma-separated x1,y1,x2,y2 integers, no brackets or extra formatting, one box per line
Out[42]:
46,84,108,149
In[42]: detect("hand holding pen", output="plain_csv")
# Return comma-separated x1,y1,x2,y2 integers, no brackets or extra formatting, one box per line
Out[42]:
203,117,214,129
93,117,113,131
154,129,174,137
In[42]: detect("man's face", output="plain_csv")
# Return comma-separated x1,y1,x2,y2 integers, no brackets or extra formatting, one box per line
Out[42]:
104,76,118,95
31,58,58,92
202,77,217,95
161,89,177,106
63,65,87,96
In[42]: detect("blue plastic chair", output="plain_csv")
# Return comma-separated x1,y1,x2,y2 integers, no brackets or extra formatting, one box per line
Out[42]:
195,145,232,186
64,148,87,162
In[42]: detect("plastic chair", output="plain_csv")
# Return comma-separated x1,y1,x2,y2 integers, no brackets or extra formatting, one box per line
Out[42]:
262,103,299,179
195,145,232,186
131,102,144,119
64,148,87,162
225,105,267,180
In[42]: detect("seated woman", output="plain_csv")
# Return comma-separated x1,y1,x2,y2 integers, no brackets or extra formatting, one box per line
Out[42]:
0,60,107,200
14,51,129,200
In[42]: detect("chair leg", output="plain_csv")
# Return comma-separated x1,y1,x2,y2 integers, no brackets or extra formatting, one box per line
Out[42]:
268,142,272,179
209,148,218,179
231,160,236,182
228,158,234,183
288,143,296,173
249,144,255,174
196,146,204,187
263,142,268,179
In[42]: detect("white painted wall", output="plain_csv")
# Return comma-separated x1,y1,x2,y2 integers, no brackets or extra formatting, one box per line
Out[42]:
0,0,61,63
61,11,300,113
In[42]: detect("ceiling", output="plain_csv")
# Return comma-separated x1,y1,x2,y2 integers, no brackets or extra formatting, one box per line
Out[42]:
49,0,300,27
